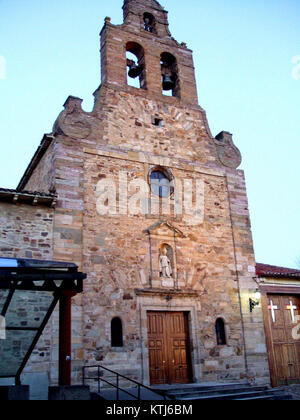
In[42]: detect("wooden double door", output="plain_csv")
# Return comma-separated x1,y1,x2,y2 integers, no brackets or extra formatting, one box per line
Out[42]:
147,311,192,385
265,294,300,386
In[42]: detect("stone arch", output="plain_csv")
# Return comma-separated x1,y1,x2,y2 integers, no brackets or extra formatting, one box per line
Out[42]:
143,12,156,33
160,52,180,97
126,41,146,89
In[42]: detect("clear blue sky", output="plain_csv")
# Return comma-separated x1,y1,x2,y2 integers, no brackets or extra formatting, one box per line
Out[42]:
0,0,299,268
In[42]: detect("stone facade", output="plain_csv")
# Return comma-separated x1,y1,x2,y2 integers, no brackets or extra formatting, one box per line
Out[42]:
0,0,271,387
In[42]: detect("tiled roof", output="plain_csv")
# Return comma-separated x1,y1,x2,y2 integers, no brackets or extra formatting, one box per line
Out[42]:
256,263,300,279
0,188,57,207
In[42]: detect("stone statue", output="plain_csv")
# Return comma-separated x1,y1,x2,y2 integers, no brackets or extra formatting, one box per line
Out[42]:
159,248,173,278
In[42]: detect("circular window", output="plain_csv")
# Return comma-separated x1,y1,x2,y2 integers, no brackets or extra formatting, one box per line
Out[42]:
150,170,171,198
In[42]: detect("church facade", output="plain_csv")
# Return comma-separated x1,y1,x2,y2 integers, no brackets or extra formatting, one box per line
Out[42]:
0,0,299,389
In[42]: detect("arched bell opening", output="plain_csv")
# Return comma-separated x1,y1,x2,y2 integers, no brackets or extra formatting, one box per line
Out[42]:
160,52,180,98
126,42,146,90
143,12,156,33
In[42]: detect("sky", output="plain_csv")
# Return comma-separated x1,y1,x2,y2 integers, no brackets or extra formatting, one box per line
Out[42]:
0,0,299,268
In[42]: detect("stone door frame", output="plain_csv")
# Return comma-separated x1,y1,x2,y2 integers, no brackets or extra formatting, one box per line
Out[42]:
137,295,202,386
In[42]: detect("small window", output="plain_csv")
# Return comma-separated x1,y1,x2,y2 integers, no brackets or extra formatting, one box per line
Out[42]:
153,117,163,127
150,170,171,198
111,317,123,347
215,318,227,346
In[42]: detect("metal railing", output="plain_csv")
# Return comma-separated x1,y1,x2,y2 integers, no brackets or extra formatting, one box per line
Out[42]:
82,365,167,401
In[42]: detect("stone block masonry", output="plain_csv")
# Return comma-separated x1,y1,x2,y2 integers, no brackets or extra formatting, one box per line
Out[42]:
0,201,56,384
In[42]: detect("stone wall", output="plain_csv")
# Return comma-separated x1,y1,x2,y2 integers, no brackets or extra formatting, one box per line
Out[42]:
0,202,55,388
24,140,56,194
226,170,270,384
0,202,53,260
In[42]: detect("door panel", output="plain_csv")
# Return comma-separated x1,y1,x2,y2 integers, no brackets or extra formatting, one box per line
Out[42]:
282,344,298,379
273,344,284,381
147,313,167,385
168,313,190,384
147,312,192,385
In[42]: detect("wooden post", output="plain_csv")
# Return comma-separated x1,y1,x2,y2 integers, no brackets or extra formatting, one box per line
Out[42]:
59,290,77,386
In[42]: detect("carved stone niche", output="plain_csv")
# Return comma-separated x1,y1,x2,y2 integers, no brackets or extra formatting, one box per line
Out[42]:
144,220,186,290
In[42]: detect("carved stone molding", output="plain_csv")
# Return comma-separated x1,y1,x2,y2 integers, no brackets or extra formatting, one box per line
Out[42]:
53,96,91,139
215,131,242,169
135,288,200,298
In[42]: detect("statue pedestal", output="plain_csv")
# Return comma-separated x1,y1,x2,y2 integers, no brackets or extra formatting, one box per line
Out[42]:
161,277,175,288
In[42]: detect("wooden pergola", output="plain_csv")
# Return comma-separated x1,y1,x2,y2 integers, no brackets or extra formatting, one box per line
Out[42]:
0,257,86,386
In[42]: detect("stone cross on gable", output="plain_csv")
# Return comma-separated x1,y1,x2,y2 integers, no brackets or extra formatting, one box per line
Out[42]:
268,300,278,323
286,300,297,323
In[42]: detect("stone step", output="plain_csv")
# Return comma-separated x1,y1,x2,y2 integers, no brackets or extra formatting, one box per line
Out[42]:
237,394,293,401
97,382,293,401
175,389,291,401
155,383,257,394
167,385,268,398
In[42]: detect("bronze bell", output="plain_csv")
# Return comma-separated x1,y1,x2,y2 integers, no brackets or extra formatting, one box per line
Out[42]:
162,74,175,91
128,63,143,79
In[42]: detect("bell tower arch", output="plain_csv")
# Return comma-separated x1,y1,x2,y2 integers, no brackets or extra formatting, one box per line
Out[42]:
123,0,170,37
99,0,199,106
